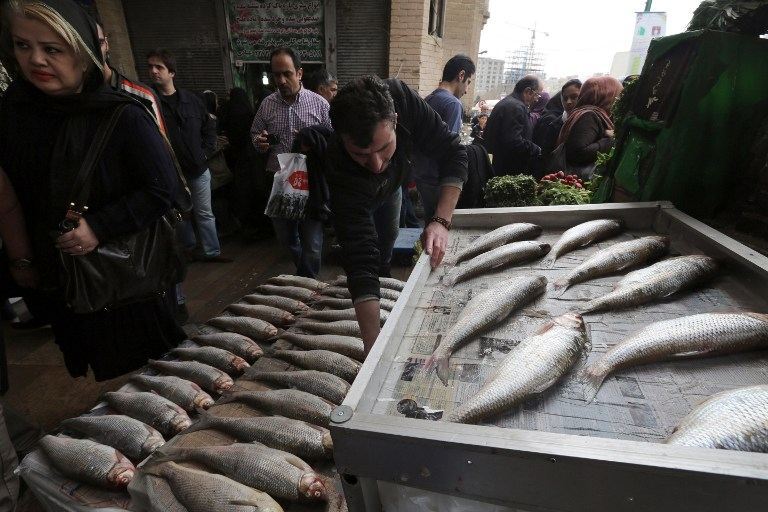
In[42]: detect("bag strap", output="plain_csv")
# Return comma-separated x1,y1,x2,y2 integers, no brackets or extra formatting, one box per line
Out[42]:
68,103,129,209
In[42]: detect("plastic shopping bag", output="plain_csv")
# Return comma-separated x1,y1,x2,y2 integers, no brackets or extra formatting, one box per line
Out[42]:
265,153,309,220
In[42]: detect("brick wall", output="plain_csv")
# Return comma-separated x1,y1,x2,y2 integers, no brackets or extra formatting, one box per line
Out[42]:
95,0,137,80
389,0,489,109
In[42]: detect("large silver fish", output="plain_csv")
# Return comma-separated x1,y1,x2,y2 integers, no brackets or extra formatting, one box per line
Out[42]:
293,319,361,337
154,443,327,502
544,219,624,266
267,274,328,292
149,359,234,395
425,275,548,385
104,392,192,438
313,295,396,311
332,275,406,291
131,374,215,412
191,332,263,363
142,461,283,512
579,255,718,314
207,316,278,341
453,222,543,264
444,241,550,286
446,313,588,423
243,370,350,405
255,284,316,302
582,312,768,401
59,414,165,463
171,346,250,376
553,235,670,290
665,385,768,452
227,303,295,327
301,306,388,325
218,389,334,427
272,349,359,383
186,413,333,460
278,331,365,360
39,435,135,489
242,293,310,313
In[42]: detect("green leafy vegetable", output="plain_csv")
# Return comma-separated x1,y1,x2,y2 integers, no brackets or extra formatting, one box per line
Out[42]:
483,175,541,208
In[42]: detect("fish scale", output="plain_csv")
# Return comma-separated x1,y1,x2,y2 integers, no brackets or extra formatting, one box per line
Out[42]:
191,332,263,363
130,374,215,412
256,284,317,302
267,274,328,291
544,219,624,266
293,319,361,337
666,385,768,452
425,275,548,385
186,414,333,460
39,435,135,489
60,414,165,463
156,443,326,501
446,313,588,424
142,461,283,512
579,255,718,314
227,303,295,327
313,296,397,311
149,359,234,395
243,370,350,405
272,349,359,383
554,235,670,290
278,331,365,360
453,222,543,263
302,307,388,325
207,315,278,341
219,389,334,427
583,312,768,401
171,346,249,376
104,392,192,438
445,241,550,286
241,293,309,313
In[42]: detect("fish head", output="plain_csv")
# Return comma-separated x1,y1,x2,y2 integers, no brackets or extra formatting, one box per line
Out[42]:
654,235,672,248
107,455,136,488
321,431,334,456
530,223,544,236
299,473,328,500
214,376,235,394
552,312,585,331
142,435,166,456
232,356,251,373
194,392,215,410
171,415,193,434
537,243,551,255
248,346,265,360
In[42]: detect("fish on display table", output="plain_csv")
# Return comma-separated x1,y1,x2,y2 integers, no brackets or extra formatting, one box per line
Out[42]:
293,319,362,338
149,359,234,395
313,295,397,311
446,313,589,424
131,374,215,412
207,316,278,341
170,346,250,376
301,306,388,325
243,370,350,405
425,275,548,386
39,435,135,489
227,303,295,327
255,284,317,302
59,414,165,464
665,385,768,452
191,332,263,363
544,219,624,266
104,392,192,438
242,293,310,314
444,241,550,286
582,312,768,401
578,255,718,314
271,349,360,382
278,331,365,361
218,389,334,427
453,222,543,264
553,235,670,290
267,274,328,292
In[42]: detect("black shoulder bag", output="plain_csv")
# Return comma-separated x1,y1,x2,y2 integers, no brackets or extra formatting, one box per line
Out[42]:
59,104,186,314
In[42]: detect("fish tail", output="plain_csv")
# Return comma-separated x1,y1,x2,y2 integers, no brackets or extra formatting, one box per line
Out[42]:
543,255,556,269
424,350,451,386
552,278,570,292
181,410,214,435
581,365,607,403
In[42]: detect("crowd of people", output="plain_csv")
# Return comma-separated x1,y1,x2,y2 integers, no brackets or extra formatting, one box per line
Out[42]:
0,0,630,508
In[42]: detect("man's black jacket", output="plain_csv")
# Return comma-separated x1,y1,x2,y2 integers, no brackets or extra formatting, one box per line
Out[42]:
484,92,541,175
301,79,467,302
155,87,216,179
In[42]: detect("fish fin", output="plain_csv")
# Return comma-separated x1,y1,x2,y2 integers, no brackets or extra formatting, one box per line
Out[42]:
534,321,555,335
580,364,607,403
180,410,214,435
282,452,313,472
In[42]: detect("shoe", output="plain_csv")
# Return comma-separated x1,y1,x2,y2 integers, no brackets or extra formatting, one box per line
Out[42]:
198,255,233,263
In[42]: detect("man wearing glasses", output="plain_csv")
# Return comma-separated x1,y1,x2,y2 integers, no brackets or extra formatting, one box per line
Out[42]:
251,47,332,278
484,75,544,176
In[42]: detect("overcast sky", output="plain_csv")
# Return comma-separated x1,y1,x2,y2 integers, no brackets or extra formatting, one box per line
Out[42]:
479,0,703,79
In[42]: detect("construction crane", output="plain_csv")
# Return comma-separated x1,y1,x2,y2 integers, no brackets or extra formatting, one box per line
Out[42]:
501,22,549,84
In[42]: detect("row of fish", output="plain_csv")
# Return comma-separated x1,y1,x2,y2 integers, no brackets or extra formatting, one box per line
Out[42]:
427,220,768,453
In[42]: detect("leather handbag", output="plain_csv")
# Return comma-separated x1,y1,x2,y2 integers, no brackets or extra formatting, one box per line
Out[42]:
59,104,186,313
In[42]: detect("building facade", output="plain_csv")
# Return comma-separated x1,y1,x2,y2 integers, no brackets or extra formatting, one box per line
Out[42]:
475,56,504,96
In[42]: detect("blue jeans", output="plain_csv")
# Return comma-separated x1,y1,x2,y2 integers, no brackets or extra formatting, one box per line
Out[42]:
271,218,324,278
373,187,402,274
180,170,221,257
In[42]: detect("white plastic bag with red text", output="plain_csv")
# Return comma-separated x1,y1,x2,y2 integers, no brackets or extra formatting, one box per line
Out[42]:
265,153,309,220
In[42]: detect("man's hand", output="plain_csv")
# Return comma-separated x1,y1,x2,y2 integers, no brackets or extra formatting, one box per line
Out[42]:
56,218,100,256
354,299,382,357
254,129,270,153
421,221,449,269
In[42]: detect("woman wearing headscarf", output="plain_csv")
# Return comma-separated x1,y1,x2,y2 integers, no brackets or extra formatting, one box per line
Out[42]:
0,0,184,380
533,79,582,161
528,91,550,127
557,76,623,174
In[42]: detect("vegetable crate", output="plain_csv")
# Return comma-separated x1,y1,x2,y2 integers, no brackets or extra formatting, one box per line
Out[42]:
329,202,768,512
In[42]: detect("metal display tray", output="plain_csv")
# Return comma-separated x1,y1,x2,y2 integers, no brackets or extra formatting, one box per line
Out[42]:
330,202,768,512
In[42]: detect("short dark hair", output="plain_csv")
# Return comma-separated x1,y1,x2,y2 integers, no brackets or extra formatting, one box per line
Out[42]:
441,54,475,82
269,47,301,71
330,75,397,148
146,48,176,74
304,68,336,93
561,78,582,92
514,75,541,94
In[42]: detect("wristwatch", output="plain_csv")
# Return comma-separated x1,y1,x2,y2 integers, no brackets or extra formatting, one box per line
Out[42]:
428,216,452,230
10,258,33,270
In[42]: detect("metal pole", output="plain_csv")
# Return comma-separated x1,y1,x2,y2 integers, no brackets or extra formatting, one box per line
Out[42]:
644,0,652,11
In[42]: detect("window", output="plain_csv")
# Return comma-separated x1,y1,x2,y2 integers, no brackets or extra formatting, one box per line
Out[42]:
428,0,445,38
